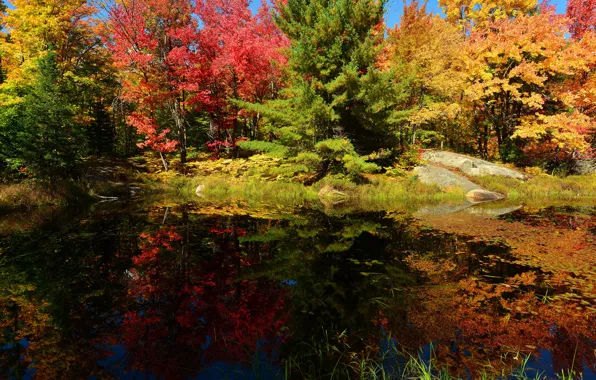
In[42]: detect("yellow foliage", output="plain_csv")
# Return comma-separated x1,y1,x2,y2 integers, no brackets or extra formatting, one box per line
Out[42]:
439,0,538,31
514,113,595,152
384,1,469,143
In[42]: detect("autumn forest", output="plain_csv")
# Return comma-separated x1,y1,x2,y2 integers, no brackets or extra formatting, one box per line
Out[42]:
0,0,595,181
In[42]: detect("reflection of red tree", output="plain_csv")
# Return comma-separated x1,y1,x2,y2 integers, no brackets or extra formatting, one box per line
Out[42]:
111,225,289,378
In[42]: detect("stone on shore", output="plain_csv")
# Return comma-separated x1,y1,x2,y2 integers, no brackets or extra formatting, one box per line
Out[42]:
465,189,505,202
413,164,480,192
422,150,526,180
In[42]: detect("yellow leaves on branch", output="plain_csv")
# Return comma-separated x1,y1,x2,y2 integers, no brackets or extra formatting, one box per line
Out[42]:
1,0,101,87
384,1,466,128
439,0,538,31
514,113,596,152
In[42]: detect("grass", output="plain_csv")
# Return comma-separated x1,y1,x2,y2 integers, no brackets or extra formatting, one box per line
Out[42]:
278,330,569,380
152,173,470,213
0,181,79,211
472,173,596,201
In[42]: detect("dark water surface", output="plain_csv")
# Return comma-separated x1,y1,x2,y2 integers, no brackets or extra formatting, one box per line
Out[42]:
1,202,595,379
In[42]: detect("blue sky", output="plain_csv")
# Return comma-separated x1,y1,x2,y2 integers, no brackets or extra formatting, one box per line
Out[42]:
249,0,568,29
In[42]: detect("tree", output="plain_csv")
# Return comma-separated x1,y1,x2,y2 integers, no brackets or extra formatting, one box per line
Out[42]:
2,51,87,178
384,0,468,149
196,0,288,141
108,0,210,169
0,0,118,174
463,11,596,161
567,0,596,39
438,0,538,32
254,0,390,154
0,0,102,91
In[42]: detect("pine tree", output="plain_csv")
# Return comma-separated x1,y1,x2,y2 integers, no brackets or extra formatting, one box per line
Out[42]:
251,0,392,153
1,50,86,178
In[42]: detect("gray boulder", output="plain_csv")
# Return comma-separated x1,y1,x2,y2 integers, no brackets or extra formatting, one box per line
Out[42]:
413,164,481,192
422,150,526,180
573,159,596,175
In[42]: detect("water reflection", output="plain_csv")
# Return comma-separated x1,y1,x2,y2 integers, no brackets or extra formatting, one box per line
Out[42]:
0,203,595,379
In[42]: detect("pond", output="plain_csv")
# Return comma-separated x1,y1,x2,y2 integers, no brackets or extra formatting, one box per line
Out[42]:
1,201,595,379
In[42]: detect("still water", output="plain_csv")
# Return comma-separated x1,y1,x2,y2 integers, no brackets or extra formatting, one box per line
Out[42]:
1,201,595,379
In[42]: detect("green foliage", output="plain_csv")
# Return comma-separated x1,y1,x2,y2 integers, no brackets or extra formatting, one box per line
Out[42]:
0,50,86,179
238,0,394,154
237,140,290,158
315,138,380,177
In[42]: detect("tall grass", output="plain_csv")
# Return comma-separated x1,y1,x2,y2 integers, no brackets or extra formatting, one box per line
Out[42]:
278,331,560,380
0,182,73,211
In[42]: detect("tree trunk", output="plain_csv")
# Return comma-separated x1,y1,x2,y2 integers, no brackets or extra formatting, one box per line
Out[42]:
159,151,169,172
171,99,186,164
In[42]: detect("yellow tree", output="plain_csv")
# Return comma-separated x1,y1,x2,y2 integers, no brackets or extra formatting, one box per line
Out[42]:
0,0,109,101
383,1,469,148
463,10,596,160
438,0,538,32
0,0,118,159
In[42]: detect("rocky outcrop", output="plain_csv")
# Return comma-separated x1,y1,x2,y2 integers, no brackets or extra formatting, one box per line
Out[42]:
413,165,480,192
573,159,596,175
422,150,526,180
413,164,504,203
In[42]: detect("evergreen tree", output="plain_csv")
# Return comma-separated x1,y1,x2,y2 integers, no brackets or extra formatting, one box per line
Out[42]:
0,51,86,178
252,0,393,153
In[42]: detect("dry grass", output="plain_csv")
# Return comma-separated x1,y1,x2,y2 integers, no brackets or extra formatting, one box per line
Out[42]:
0,183,62,210
0,181,91,211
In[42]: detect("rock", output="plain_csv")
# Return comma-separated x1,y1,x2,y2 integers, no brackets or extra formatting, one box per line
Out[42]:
195,184,205,197
573,159,596,175
413,164,480,192
465,189,505,202
413,164,506,203
318,185,347,205
422,150,526,180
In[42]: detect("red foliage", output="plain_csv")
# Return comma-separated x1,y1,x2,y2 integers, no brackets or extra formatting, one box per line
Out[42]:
108,0,210,157
197,0,288,137
567,0,596,39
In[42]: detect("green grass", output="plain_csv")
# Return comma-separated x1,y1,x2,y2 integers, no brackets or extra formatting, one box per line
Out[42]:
277,330,567,380
472,173,596,201
157,174,469,213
